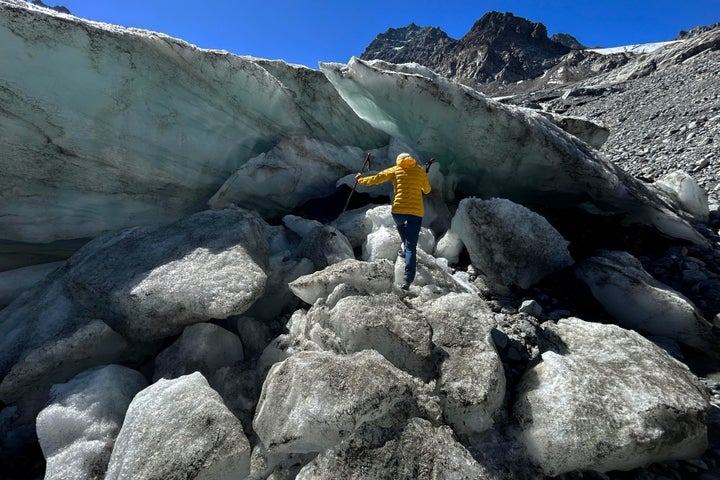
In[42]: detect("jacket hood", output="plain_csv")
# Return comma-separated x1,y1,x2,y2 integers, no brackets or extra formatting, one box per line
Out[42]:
396,153,416,168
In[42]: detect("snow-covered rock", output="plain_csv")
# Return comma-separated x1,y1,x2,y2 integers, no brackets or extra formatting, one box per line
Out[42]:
65,208,269,340
253,350,418,455
575,250,716,352
36,365,147,480
452,198,574,289
296,417,490,479
288,259,394,305
105,372,251,480
515,317,710,475
152,323,244,381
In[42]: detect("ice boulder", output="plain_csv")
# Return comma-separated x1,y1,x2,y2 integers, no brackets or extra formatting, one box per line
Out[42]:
330,205,380,248
536,111,610,149
0,264,143,412
515,317,710,475
303,294,435,380
411,292,496,345
415,293,505,436
105,372,251,480
36,365,147,480
0,261,63,307
437,335,506,437
243,252,314,323
652,170,709,222
434,230,465,265
288,259,394,305
575,250,715,352
364,225,402,261
253,350,418,454
452,198,574,289
361,206,436,261
283,215,354,270
296,417,489,480
152,323,244,381
392,249,466,293
243,223,314,322
233,316,274,359
65,208,269,340
254,310,325,381
209,137,374,217
209,365,261,429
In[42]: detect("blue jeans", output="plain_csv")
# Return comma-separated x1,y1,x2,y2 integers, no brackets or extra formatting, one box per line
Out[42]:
392,213,422,284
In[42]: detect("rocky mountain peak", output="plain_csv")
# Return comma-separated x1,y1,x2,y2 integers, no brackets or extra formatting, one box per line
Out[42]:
678,22,720,39
361,10,571,86
551,32,587,49
360,22,454,65
29,0,70,14
445,11,569,84
465,11,551,44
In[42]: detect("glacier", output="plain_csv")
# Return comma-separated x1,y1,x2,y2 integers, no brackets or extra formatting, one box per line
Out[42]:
0,0,709,271
0,2,717,479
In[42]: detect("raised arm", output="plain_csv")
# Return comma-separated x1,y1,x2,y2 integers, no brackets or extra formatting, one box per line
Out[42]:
357,167,395,186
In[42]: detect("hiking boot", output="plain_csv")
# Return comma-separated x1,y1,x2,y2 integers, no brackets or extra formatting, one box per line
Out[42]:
401,281,410,290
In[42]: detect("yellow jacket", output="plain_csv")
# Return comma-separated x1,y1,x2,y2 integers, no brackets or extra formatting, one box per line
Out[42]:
358,154,431,217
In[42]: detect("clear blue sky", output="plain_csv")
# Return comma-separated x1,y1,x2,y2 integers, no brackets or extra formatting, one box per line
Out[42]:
45,0,720,68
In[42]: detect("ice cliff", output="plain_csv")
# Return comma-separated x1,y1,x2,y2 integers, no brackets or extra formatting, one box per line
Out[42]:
1,2,717,480
0,0,708,271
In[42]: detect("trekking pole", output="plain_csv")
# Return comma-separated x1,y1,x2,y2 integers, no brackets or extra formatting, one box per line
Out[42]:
425,157,436,173
342,152,372,213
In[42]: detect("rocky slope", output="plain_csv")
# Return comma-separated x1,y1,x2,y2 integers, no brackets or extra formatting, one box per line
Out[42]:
508,25,720,208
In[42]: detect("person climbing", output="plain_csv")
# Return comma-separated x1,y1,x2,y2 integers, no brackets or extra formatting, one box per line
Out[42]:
355,152,431,290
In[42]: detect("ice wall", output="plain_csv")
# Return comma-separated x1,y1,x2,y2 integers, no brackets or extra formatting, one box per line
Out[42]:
0,1,385,266
319,58,707,246
0,1,707,272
